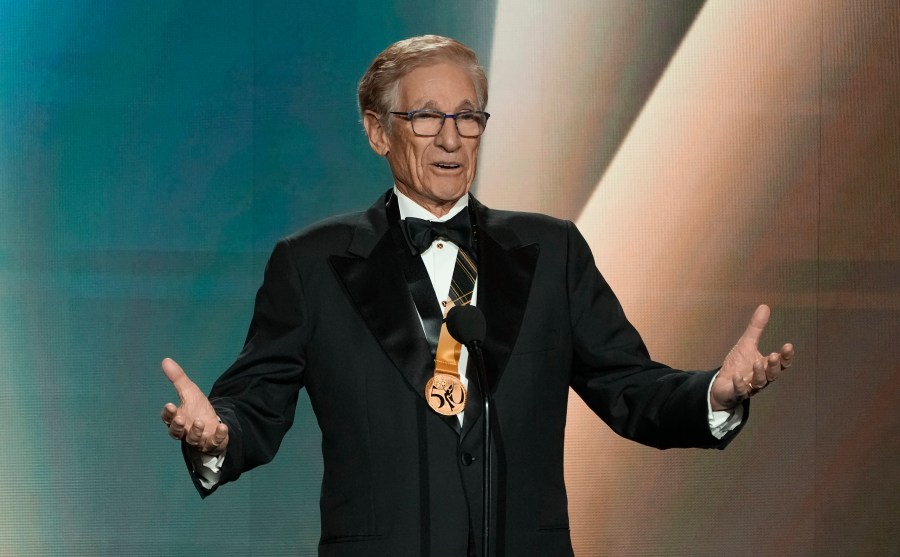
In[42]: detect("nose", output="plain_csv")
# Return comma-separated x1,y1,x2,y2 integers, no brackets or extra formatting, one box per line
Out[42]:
434,115,462,151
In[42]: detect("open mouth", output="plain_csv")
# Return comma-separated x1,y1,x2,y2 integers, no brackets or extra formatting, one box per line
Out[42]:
433,163,461,170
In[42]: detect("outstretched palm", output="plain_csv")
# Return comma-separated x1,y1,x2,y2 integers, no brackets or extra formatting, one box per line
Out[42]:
711,305,794,411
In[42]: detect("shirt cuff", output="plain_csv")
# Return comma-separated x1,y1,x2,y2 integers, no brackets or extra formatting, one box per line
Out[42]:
189,448,225,490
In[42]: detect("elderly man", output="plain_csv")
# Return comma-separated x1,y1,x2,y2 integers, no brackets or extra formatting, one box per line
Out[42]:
161,35,793,557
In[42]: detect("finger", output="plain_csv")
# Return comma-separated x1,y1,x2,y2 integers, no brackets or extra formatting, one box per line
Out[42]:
733,371,752,399
780,343,794,368
168,416,186,440
750,358,768,393
205,423,230,454
213,422,229,443
161,403,177,426
764,352,782,382
739,304,771,347
185,419,205,447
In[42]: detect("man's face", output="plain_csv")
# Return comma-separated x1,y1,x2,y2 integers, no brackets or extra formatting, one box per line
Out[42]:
366,62,482,217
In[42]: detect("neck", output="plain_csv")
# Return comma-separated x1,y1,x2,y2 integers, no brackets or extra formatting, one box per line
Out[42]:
423,203,455,218
394,187,469,221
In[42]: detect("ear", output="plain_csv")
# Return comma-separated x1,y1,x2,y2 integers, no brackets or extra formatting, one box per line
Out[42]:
363,111,391,156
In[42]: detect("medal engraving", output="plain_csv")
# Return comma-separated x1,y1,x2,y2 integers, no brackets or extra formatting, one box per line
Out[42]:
425,373,467,416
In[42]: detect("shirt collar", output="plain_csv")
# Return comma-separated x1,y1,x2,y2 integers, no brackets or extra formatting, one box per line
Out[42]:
394,186,469,222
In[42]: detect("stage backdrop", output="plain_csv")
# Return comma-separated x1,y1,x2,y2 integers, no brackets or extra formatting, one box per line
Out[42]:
1,1,898,555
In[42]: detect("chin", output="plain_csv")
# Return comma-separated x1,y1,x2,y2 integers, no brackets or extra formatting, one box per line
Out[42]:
438,187,470,203
420,181,465,200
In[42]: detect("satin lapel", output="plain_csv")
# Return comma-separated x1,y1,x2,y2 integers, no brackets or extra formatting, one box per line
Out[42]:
461,202,540,440
329,194,460,434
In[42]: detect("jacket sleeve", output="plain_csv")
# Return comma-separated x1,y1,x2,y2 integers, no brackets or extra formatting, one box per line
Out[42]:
185,238,310,497
564,221,746,449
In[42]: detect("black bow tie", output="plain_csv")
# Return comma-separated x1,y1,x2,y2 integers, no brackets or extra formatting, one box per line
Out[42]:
401,208,473,255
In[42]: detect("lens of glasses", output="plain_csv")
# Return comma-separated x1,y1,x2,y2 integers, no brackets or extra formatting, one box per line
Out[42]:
410,112,445,136
454,112,486,137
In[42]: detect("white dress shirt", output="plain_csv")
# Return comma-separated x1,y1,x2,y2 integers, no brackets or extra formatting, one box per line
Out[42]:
395,188,475,426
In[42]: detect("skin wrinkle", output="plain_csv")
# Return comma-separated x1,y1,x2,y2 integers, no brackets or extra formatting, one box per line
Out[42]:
364,63,482,218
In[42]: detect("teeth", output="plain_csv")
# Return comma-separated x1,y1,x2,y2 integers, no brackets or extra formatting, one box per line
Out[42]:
436,163,459,169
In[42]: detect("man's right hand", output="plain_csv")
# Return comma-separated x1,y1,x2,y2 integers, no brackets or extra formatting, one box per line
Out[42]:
160,358,229,455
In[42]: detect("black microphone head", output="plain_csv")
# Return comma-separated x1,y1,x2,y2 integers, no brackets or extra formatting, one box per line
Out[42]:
445,304,486,345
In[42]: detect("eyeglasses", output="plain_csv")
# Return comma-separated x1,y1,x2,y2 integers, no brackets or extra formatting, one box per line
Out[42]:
389,109,490,138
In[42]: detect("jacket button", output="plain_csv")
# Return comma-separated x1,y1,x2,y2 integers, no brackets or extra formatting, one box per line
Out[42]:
459,452,475,466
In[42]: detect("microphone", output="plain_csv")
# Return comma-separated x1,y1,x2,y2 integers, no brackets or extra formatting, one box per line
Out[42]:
445,304,486,346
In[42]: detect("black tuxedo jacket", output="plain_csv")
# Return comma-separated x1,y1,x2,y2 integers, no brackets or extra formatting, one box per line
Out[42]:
188,191,744,557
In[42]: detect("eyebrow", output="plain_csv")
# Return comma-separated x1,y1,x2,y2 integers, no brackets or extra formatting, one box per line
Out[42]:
413,99,479,112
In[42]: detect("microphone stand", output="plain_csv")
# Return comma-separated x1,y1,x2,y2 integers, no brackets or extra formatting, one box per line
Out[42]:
446,304,491,556
467,340,491,557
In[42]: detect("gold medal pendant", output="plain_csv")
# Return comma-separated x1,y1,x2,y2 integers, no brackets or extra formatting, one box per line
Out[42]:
425,299,470,417
425,372,467,415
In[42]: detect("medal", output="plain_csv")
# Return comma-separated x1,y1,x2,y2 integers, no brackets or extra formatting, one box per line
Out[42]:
425,372,467,415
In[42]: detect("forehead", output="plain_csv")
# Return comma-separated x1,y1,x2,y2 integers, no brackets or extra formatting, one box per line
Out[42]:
396,62,478,109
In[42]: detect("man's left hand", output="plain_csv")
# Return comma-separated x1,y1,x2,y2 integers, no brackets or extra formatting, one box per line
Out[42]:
711,304,794,411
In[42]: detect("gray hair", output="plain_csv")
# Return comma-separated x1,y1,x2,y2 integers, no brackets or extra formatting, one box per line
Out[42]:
358,35,488,132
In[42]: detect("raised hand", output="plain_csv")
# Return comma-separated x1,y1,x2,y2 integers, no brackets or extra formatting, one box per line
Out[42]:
160,358,229,455
710,305,794,411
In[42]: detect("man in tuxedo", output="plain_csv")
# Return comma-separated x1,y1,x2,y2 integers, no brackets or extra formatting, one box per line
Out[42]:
161,35,793,557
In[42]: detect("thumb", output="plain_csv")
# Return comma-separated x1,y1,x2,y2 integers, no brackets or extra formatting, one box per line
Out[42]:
162,357,195,397
740,304,771,347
